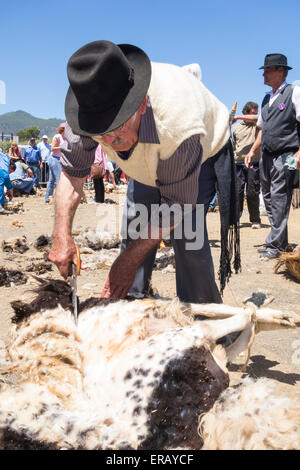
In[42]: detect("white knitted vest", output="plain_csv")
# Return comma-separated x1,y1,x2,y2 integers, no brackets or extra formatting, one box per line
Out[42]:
96,62,230,187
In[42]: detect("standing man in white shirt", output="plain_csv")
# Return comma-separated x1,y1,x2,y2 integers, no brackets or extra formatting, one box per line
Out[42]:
38,135,51,185
246,53,300,259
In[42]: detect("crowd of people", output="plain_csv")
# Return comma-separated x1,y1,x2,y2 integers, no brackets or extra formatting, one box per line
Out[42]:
0,125,126,213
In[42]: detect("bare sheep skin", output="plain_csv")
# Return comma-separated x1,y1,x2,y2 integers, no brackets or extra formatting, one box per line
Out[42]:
0,279,299,450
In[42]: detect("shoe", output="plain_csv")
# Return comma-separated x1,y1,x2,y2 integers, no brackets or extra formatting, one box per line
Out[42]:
260,250,279,260
45,199,50,203
0,205,9,214
257,246,269,253
88,200,100,204
251,223,261,229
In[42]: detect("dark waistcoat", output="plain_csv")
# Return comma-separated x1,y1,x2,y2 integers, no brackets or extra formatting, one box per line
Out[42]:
261,84,300,154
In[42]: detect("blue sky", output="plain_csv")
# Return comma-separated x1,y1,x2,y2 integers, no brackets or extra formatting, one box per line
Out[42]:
1,0,299,120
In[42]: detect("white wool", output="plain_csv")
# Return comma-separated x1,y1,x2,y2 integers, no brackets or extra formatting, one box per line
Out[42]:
199,377,300,450
1,297,299,450
80,248,120,270
74,228,120,250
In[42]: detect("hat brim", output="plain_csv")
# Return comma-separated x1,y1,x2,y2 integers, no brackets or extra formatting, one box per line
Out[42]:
259,65,292,70
65,44,151,136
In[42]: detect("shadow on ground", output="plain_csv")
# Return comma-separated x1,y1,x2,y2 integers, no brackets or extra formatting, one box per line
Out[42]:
240,222,270,229
229,355,300,385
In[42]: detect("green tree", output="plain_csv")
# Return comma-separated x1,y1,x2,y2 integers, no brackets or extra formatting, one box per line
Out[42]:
16,126,40,142
0,141,11,153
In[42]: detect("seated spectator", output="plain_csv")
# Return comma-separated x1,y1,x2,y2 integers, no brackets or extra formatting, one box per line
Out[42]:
8,141,22,160
9,158,36,195
0,161,14,213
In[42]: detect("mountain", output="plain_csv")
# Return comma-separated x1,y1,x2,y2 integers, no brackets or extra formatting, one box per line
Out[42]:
0,110,64,139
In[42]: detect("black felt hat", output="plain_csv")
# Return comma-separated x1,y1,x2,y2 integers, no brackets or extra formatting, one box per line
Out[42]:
259,53,292,70
65,40,152,136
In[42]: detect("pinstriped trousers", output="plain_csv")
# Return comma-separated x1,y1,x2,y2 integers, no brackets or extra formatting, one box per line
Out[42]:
259,151,296,254
120,158,222,304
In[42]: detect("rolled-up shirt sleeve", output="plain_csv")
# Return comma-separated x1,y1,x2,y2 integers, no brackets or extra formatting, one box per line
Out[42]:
60,123,98,178
156,134,203,207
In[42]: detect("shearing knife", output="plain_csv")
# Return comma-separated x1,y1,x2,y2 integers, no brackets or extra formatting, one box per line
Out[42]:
69,244,81,325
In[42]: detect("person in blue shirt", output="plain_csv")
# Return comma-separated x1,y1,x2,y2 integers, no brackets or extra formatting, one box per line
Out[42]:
0,156,14,213
24,137,42,188
0,151,10,172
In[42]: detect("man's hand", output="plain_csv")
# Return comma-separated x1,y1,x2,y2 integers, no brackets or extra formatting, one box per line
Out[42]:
48,234,78,279
7,189,13,201
245,150,255,168
101,226,162,299
101,252,138,299
294,150,300,170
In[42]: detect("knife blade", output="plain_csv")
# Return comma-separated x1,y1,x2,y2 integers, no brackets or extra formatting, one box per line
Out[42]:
69,245,81,325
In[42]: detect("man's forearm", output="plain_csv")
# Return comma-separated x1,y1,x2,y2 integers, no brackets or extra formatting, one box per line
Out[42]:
53,170,85,238
126,223,164,269
125,215,177,270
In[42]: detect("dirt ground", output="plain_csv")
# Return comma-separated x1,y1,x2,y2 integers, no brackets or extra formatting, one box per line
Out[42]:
0,186,299,400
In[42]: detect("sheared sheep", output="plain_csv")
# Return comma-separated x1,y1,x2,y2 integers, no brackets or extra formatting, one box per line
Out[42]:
0,280,299,450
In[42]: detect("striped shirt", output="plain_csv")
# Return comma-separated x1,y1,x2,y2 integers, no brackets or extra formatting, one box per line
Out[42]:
60,124,98,178
60,102,203,206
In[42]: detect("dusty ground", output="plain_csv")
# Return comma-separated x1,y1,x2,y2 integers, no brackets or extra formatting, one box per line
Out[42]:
0,186,299,400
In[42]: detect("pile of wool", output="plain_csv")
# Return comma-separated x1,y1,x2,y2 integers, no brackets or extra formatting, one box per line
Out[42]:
154,248,175,273
25,262,53,275
74,228,120,250
1,236,29,254
115,185,128,194
274,245,300,281
34,235,52,251
0,267,28,287
80,248,120,270
4,201,24,213
104,183,114,193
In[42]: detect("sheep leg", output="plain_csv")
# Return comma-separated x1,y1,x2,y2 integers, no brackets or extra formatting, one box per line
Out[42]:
187,303,300,330
186,303,250,319
225,325,255,366
198,309,253,343
254,307,300,330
